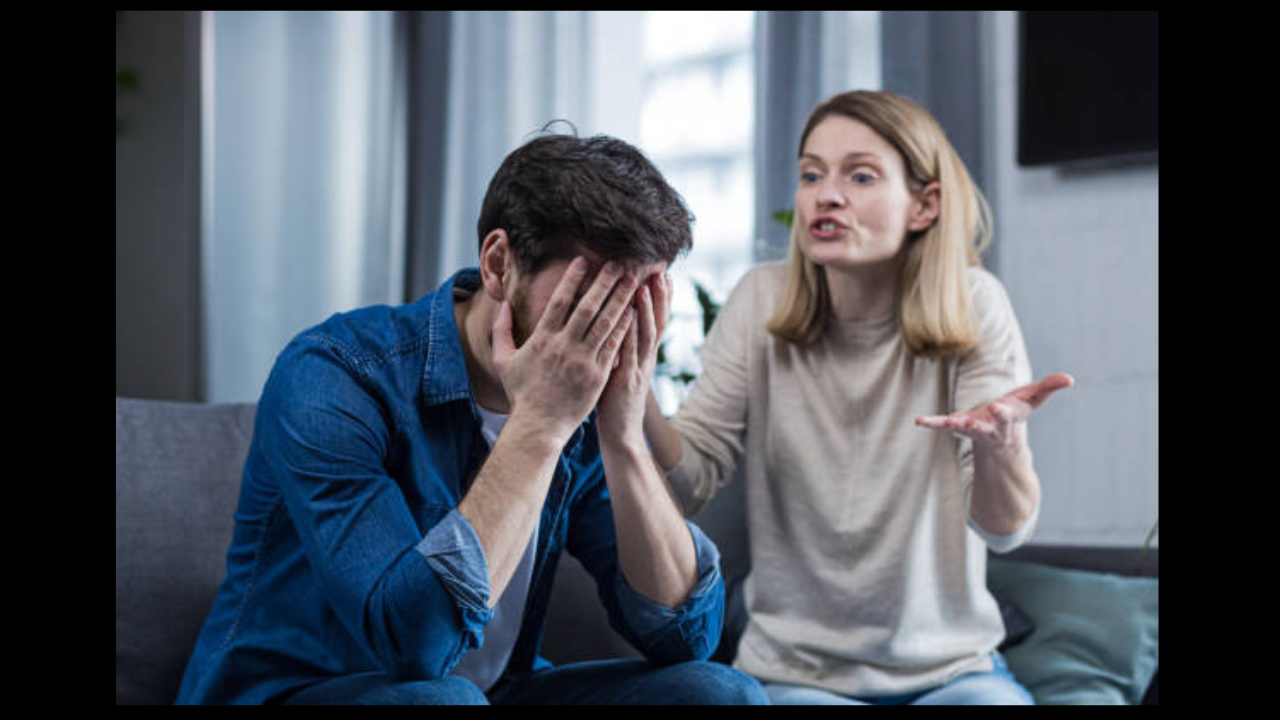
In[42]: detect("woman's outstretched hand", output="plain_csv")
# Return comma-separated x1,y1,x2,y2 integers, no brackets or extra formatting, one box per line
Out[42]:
915,373,1075,450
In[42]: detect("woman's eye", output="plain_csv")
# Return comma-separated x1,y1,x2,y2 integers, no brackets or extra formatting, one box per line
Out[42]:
800,169,876,185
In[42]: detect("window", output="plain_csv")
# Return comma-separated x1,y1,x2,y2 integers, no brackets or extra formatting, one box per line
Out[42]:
640,11,755,413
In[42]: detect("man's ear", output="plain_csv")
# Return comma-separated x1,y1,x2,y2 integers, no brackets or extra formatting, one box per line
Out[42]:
478,229,515,302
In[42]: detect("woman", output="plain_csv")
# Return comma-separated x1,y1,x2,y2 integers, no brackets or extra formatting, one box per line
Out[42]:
643,91,1073,705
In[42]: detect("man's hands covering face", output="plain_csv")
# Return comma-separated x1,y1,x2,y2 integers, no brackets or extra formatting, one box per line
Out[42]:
491,257,640,445
596,269,672,450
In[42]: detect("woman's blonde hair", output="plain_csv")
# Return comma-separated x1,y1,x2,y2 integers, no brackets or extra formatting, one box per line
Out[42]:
766,90,993,357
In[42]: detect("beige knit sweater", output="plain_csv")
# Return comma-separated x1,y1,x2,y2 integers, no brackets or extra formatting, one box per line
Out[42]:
666,261,1035,696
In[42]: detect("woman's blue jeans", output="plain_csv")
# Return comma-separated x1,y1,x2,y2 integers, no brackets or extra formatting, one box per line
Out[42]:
762,652,1034,706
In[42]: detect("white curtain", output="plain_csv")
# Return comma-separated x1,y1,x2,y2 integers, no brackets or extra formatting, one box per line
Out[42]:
203,10,599,402
202,10,404,402
427,11,591,293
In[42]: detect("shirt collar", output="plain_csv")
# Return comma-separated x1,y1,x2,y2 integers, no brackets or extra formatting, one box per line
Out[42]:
421,267,482,408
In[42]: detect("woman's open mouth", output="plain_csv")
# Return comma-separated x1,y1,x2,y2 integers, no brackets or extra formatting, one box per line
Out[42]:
809,217,848,240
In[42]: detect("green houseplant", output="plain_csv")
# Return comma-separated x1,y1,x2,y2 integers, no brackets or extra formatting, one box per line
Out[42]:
655,279,720,390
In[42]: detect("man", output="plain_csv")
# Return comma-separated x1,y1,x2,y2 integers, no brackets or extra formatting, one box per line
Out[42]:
175,133,768,705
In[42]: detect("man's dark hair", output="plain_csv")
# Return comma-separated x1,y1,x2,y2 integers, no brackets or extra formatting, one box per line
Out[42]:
477,130,694,274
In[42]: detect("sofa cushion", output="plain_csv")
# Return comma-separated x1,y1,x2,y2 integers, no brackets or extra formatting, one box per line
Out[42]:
987,558,1159,705
115,398,256,704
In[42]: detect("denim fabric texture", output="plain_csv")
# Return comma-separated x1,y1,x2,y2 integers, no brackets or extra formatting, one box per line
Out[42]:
176,268,725,704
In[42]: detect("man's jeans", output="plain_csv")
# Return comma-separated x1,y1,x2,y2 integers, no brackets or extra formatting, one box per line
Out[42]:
762,652,1033,706
283,660,769,705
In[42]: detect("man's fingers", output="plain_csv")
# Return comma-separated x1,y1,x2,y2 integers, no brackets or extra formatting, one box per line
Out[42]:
619,308,639,372
636,283,656,356
651,272,671,338
492,300,515,361
599,307,635,368
585,271,637,352
539,256,590,333
565,261,624,341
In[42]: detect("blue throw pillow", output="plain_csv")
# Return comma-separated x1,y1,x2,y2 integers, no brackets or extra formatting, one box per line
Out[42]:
987,559,1158,705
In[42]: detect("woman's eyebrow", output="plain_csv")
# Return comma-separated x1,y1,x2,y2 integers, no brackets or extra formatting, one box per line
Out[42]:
800,151,884,165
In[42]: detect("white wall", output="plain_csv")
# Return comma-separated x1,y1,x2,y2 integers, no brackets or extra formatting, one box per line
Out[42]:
982,11,1159,546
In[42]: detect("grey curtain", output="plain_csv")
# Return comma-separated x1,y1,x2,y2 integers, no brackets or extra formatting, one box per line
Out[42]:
403,11,591,301
752,11,880,262
880,11,988,195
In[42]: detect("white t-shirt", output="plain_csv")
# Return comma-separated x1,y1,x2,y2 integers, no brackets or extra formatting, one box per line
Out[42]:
450,404,539,693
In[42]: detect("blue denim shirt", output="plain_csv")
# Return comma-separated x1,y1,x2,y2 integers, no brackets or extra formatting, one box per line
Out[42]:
175,268,725,705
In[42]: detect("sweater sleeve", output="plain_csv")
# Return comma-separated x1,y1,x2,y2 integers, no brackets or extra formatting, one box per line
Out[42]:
954,268,1037,551
970,501,1040,554
954,267,1033,414
665,268,761,517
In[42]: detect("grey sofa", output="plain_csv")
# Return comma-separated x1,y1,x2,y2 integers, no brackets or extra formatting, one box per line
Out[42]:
116,397,1157,704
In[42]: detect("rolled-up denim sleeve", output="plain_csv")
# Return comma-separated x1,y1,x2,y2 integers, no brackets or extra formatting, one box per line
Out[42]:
416,509,494,631
568,471,726,665
611,520,724,661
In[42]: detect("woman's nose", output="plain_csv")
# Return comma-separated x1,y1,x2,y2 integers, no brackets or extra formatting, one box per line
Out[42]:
816,183,845,209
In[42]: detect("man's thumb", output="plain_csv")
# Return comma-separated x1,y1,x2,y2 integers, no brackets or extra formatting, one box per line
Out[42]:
492,300,515,359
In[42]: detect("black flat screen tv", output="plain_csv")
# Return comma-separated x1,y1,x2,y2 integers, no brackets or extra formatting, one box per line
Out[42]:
1018,11,1158,166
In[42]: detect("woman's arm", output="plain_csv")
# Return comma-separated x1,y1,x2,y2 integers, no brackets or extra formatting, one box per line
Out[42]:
916,372,1074,534
643,388,684,474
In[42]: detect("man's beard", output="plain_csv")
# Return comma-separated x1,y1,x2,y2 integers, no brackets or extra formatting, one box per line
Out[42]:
507,286,536,349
